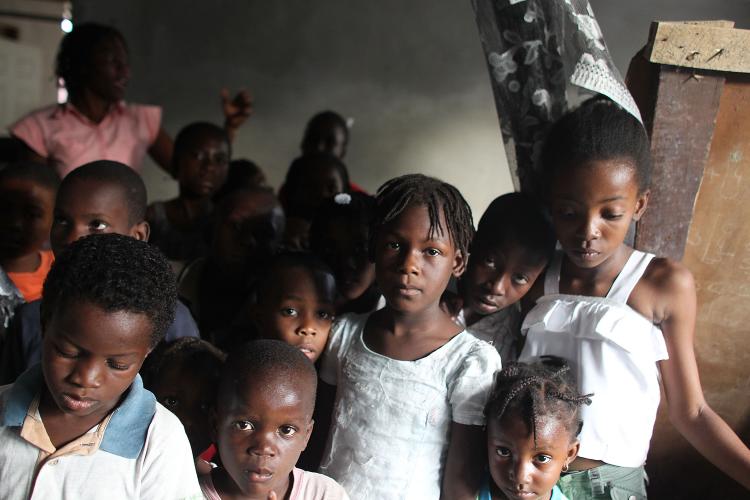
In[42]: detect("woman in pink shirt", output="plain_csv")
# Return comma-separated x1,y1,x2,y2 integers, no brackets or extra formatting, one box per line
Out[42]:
10,23,251,178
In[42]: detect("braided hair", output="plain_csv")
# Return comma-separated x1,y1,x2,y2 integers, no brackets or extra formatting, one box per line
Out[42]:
371,174,474,259
485,356,592,443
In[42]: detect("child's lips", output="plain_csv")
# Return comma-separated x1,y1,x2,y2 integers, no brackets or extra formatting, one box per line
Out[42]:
244,467,274,483
396,285,421,297
60,393,96,412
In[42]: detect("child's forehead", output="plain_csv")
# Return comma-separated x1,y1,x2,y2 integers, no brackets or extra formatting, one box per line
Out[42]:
273,265,336,298
226,372,315,414
59,179,132,212
0,177,56,199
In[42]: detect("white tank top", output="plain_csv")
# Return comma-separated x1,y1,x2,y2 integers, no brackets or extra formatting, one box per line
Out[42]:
519,249,669,467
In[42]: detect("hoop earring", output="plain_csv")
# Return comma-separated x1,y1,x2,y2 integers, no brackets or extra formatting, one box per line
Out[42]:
562,463,569,473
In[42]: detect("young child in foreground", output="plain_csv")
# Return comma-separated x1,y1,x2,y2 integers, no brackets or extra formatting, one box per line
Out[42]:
0,233,200,499
480,356,591,500
0,162,59,307
0,160,199,385
202,339,349,500
446,192,554,363
520,97,750,497
147,337,226,469
319,174,502,499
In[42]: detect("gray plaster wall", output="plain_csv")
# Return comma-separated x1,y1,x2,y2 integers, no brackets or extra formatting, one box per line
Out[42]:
73,0,513,218
66,0,750,216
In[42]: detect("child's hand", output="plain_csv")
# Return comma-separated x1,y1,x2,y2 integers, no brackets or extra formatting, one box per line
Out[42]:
221,88,254,138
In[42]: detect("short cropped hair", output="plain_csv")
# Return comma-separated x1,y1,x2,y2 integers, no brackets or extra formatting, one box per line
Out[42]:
41,233,177,347
146,337,226,389
217,339,318,415
0,162,60,191
60,160,147,223
473,192,555,265
372,174,474,259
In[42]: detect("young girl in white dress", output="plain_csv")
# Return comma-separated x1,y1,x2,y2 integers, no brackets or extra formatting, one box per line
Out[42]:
319,174,502,499
520,98,750,499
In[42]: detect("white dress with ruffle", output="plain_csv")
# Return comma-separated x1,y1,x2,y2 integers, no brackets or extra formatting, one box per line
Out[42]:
519,250,668,467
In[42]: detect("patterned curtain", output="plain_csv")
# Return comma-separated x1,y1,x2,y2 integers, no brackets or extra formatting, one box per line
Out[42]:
472,0,640,192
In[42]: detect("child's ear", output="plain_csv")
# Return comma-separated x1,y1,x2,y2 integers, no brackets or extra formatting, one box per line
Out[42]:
302,418,314,451
130,221,150,242
451,249,467,278
565,438,580,469
632,189,650,221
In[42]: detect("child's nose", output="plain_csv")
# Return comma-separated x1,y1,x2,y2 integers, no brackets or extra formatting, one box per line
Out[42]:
398,249,420,275
488,272,508,296
297,313,318,336
576,216,601,241
68,358,103,388
247,432,276,457
509,460,533,485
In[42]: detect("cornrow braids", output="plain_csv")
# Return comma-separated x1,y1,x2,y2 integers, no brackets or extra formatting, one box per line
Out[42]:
371,174,474,259
485,356,593,444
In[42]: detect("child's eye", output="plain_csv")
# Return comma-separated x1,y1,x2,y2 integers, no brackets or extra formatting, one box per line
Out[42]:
279,425,297,437
233,420,254,431
106,359,130,371
386,242,400,251
603,212,624,220
535,454,553,464
55,345,78,359
161,396,179,408
90,220,109,231
318,310,334,321
512,274,529,285
425,248,441,257
482,257,496,268
496,447,511,457
53,216,69,226
281,308,298,317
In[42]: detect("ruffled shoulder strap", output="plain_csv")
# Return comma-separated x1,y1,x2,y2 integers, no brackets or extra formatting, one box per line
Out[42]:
607,250,655,303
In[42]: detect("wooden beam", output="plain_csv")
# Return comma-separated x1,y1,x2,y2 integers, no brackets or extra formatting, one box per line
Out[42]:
648,21,750,73
633,66,724,260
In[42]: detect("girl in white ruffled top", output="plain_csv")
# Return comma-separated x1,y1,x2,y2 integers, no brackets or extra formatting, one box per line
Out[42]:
319,175,502,499
519,97,750,499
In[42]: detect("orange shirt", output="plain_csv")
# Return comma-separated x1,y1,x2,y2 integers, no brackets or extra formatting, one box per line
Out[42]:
7,250,54,302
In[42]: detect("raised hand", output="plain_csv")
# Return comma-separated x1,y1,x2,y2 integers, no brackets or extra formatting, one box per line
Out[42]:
221,88,254,140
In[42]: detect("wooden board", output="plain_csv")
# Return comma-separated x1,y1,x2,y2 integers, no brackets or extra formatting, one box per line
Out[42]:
646,74,750,500
633,66,724,260
648,21,750,73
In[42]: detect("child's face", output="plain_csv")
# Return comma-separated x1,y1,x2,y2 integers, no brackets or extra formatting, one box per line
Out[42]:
317,216,375,301
177,134,230,198
374,203,465,314
307,125,348,159
41,300,152,423
214,374,313,499
0,178,55,261
487,413,579,500
51,178,148,256
463,242,545,316
152,363,214,457
85,36,130,103
548,160,648,269
255,266,336,362
212,192,285,269
292,164,345,214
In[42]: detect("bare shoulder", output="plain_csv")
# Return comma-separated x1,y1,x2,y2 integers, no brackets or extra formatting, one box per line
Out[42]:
642,257,695,296
631,256,696,325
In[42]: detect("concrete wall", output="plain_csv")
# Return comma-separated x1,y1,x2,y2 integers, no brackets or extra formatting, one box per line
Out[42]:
73,0,514,219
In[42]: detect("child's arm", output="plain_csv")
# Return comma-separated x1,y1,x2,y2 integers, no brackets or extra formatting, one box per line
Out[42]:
221,88,253,142
654,259,750,489
147,128,175,175
441,423,485,500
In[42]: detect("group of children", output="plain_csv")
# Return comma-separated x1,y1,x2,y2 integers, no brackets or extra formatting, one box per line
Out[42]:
2,85,750,500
